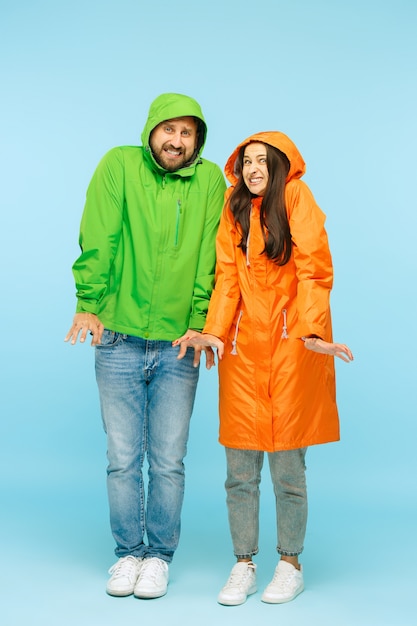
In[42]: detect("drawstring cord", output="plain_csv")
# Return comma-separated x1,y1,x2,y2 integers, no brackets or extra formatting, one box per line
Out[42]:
246,230,251,266
281,309,289,339
246,207,252,267
231,311,243,355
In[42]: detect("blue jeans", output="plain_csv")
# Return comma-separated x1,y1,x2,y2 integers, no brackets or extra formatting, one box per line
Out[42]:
225,447,308,558
95,331,199,562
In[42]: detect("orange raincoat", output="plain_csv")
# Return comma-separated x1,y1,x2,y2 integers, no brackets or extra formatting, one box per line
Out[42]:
204,132,339,452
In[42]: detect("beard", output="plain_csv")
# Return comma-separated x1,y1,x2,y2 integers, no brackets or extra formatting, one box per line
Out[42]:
150,140,196,172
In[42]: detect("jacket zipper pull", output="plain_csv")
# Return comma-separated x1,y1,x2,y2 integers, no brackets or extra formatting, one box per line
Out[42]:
281,309,289,339
231,310,243,355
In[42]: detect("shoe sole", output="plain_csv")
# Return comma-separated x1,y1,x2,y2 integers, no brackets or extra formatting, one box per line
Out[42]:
106,588,134,597
261,584,304,604
134,589,167,599
217,584,257,606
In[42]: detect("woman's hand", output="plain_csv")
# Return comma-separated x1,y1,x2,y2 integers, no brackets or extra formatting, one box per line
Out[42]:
303,337,354,363
173,330,225,368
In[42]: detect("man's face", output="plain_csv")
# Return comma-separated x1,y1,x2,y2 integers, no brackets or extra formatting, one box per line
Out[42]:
149,116,198,172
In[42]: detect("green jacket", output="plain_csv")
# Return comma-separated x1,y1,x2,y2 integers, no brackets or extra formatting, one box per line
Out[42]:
72,93,226,339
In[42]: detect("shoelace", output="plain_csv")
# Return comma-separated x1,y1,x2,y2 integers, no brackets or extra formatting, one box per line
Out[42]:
224,564,255,589
108,556,138,579
271,567,296,589
139,558,165,581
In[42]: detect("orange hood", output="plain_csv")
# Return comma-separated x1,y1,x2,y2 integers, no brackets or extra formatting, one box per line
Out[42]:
224,131,306,185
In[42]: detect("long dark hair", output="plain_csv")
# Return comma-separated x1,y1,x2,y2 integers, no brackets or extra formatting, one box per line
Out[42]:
229,142,292,265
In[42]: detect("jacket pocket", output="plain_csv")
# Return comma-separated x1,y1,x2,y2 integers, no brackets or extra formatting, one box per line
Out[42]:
173,199,182,247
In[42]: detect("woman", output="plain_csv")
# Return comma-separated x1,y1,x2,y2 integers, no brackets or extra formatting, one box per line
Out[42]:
174,132,353,606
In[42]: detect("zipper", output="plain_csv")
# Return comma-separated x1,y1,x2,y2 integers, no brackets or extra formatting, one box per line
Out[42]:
174,199,182,246
231,310,243,355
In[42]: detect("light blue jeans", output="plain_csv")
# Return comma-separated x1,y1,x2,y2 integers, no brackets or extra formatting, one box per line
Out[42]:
225,447,308,558
95,331,199,562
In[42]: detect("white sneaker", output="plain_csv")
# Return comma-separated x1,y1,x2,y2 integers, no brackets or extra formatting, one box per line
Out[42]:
261,560,304,603
217,561,257,606
106,556,143,596
134,557,169,599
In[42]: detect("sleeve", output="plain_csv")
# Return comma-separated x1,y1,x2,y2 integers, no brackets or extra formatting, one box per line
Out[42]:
187,164,227,330
72,148,124,314
202,193,242,342
287,180,334,340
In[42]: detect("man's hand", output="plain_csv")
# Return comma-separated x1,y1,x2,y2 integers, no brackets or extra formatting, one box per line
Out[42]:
64,313,104,346
173,330,225,370
303,337,354,363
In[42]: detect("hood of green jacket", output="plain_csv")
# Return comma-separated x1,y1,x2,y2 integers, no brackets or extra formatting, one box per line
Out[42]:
141,93,207,175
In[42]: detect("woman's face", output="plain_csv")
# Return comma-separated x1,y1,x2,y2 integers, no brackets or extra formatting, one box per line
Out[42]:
242,142,269,196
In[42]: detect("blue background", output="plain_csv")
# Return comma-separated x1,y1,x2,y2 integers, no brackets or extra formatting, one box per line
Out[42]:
1,1,416,624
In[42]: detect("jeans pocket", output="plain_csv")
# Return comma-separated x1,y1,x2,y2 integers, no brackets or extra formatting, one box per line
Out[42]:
96,329,123,348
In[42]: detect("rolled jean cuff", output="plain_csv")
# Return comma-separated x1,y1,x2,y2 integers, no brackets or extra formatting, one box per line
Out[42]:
277,546,304,557
235,548,259,559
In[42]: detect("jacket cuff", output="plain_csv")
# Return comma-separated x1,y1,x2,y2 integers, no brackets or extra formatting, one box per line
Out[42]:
76,300,100,315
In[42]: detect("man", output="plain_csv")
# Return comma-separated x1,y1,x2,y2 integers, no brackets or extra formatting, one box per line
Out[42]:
65,93,226,599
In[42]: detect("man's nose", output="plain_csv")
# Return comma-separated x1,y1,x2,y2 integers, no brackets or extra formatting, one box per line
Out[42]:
170,131,183,147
